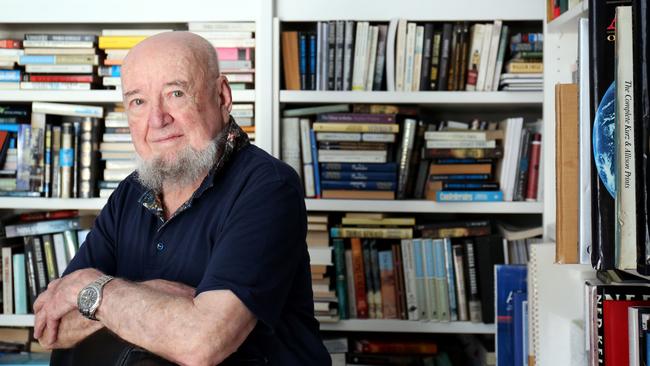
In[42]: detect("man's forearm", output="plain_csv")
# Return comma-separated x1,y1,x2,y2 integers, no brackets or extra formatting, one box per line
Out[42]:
96,279,255,366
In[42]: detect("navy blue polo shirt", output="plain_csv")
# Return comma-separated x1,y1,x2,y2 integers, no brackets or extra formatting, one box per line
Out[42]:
65,143,331,365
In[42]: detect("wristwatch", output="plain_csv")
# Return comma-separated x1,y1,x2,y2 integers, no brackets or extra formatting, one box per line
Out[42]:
77,274,114,321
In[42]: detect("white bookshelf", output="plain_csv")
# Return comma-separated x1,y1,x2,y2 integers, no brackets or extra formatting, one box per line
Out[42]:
279,91,543,105
546,1,588,33
306,199,543,214
0,90,256,103
0,314,34,327
320,319,495,334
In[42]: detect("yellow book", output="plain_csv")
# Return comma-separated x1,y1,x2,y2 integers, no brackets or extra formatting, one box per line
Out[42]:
98,36,147,49
340,217,416,226
329,227,413,239
313,123,399,133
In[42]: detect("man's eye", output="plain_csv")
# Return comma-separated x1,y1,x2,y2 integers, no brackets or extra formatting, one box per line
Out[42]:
172,90,184,97
132,98,144,106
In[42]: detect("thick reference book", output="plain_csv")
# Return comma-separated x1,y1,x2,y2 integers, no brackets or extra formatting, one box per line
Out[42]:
495,265,527,366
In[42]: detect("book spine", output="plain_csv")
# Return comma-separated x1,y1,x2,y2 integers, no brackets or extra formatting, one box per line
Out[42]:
434,239,450,321
436,190,504,202
309,33,317,91
351,238,368,318
41,234,58,283
392,244,407,319
320,162,397,172
299,119,315,197
514,128,532,201
52,233,68,277
452,244,468,321
401,239,419,320
320,180,395,190
15,124,32,191
413,239,428,320
12,254,27,314
344,249,357,317
327,21,336,90
463,239,482,322
423,239,437,320
373,24,388,91
309,129,321,197
334,20,345,91
2,247,13,314
333,238,349,320
369,240,383,318
44,125,52,197
298,32,308,90
397,118,417,199
23,238,38,311
525,133,542,200
5,217,85,238
443,238,458,321
492,25,510,91
430,31,442,90
316,22,323,90
343,21,355,91
419,23,434,91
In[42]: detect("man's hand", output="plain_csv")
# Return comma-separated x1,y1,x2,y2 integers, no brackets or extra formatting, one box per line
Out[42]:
33,268,103,346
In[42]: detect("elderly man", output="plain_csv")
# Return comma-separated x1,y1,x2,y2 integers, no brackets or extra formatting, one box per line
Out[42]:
32,32,331,365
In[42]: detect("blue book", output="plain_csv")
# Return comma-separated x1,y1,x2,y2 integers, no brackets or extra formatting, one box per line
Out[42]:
0,352,50,365
433,239,450,321
19,55,58,64
443,238,458,321
0,70,20,82
412,239,427,320
320,180,396,190
309,129,321,197
309,33,317,90
298,32,308,90
320,162,397,172
320,171,396,181
0,124,20,133
496,265,527,366
436,190,504,202
429,174,491,181
12,254,27,314
100,65,121,77
513,291,528,366
332,238,348,320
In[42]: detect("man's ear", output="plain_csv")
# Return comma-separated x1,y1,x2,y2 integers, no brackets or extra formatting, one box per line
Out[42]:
216,75,232,121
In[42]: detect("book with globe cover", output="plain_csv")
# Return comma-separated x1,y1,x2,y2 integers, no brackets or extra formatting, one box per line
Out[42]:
632,0,650,275
589,0,631,270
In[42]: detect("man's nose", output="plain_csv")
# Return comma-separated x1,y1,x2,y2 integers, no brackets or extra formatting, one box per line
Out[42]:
147,100,173,128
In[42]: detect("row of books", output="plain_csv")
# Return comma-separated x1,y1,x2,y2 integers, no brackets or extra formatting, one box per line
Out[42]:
0,22,256,91
555,1,650,274
281,19,543,92
323,335,488,366
320,213,541,324
0,211,92,315
280,103,543,201
0,101,254,198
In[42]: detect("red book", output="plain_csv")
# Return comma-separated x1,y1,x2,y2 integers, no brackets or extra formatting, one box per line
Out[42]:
355,339,438,354
26,75,95,83
525,133,541,201
350,237,368,318
18,210,80,222
0,39,22,49
603,300,650,365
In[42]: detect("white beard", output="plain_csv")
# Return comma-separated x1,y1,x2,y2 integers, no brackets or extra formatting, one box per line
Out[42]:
135,138,218,192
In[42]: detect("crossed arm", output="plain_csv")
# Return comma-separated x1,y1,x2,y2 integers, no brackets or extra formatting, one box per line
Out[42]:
33,268,257,366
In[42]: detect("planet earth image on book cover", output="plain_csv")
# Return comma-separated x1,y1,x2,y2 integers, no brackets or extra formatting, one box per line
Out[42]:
593,81,616,198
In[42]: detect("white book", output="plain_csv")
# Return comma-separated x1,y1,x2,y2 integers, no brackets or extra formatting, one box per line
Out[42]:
491,25,510,91
52,233,68,277
105,160,136,170
321,22,330,91
25,64,93,74
206,39,255,48
351,22,369,91
476,23,493,91
316,22,323,91
281,117,302,178
385,18,399,91
394,19,408,91
403,23,417,92
23,40,94,48
499,117,524,201
24,48,96,55
615,6,636,270
412,25,424,91
32,102,103,118
2,247,12,314
317,149,387,163
483,20,503,93
102,133,132,142
0,82,19,90
466,24,485,91
105,120,129,128
0,49,24,56
578,17,592,265
299,118,315,197
362,133,396,143
102,29,173,36
425,140,497,149
232,103,254,110
188,22,256,32
20,82,90,90
190,31,253,39
308,247,333,266
316,132,361,142
103,169,132,181
401,239,419,320
364,26,379,91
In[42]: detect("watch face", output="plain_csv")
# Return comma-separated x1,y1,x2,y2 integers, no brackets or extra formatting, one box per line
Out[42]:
79,288,99,310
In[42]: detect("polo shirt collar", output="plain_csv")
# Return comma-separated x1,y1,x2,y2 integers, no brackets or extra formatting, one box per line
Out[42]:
138,116,250,222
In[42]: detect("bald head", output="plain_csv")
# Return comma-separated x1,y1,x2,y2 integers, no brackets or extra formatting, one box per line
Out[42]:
123,31,220,84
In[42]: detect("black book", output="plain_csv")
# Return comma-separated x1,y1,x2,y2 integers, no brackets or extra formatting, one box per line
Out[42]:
437,23,454,91
633,0,650,275
474,235,505,324
419,23,434,91
588,0,631,270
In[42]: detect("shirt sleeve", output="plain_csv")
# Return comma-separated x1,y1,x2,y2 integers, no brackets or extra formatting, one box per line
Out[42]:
63,184,122,276
195,177,307,332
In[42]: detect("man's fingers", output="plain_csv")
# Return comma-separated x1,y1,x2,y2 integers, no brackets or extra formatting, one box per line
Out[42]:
46,318,59,346
33,311,46,339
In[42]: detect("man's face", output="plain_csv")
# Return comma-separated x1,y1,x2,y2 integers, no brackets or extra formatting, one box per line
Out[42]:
121,46,225,165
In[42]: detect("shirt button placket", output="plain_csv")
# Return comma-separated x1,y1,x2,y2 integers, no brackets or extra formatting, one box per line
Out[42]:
156,242,165,251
